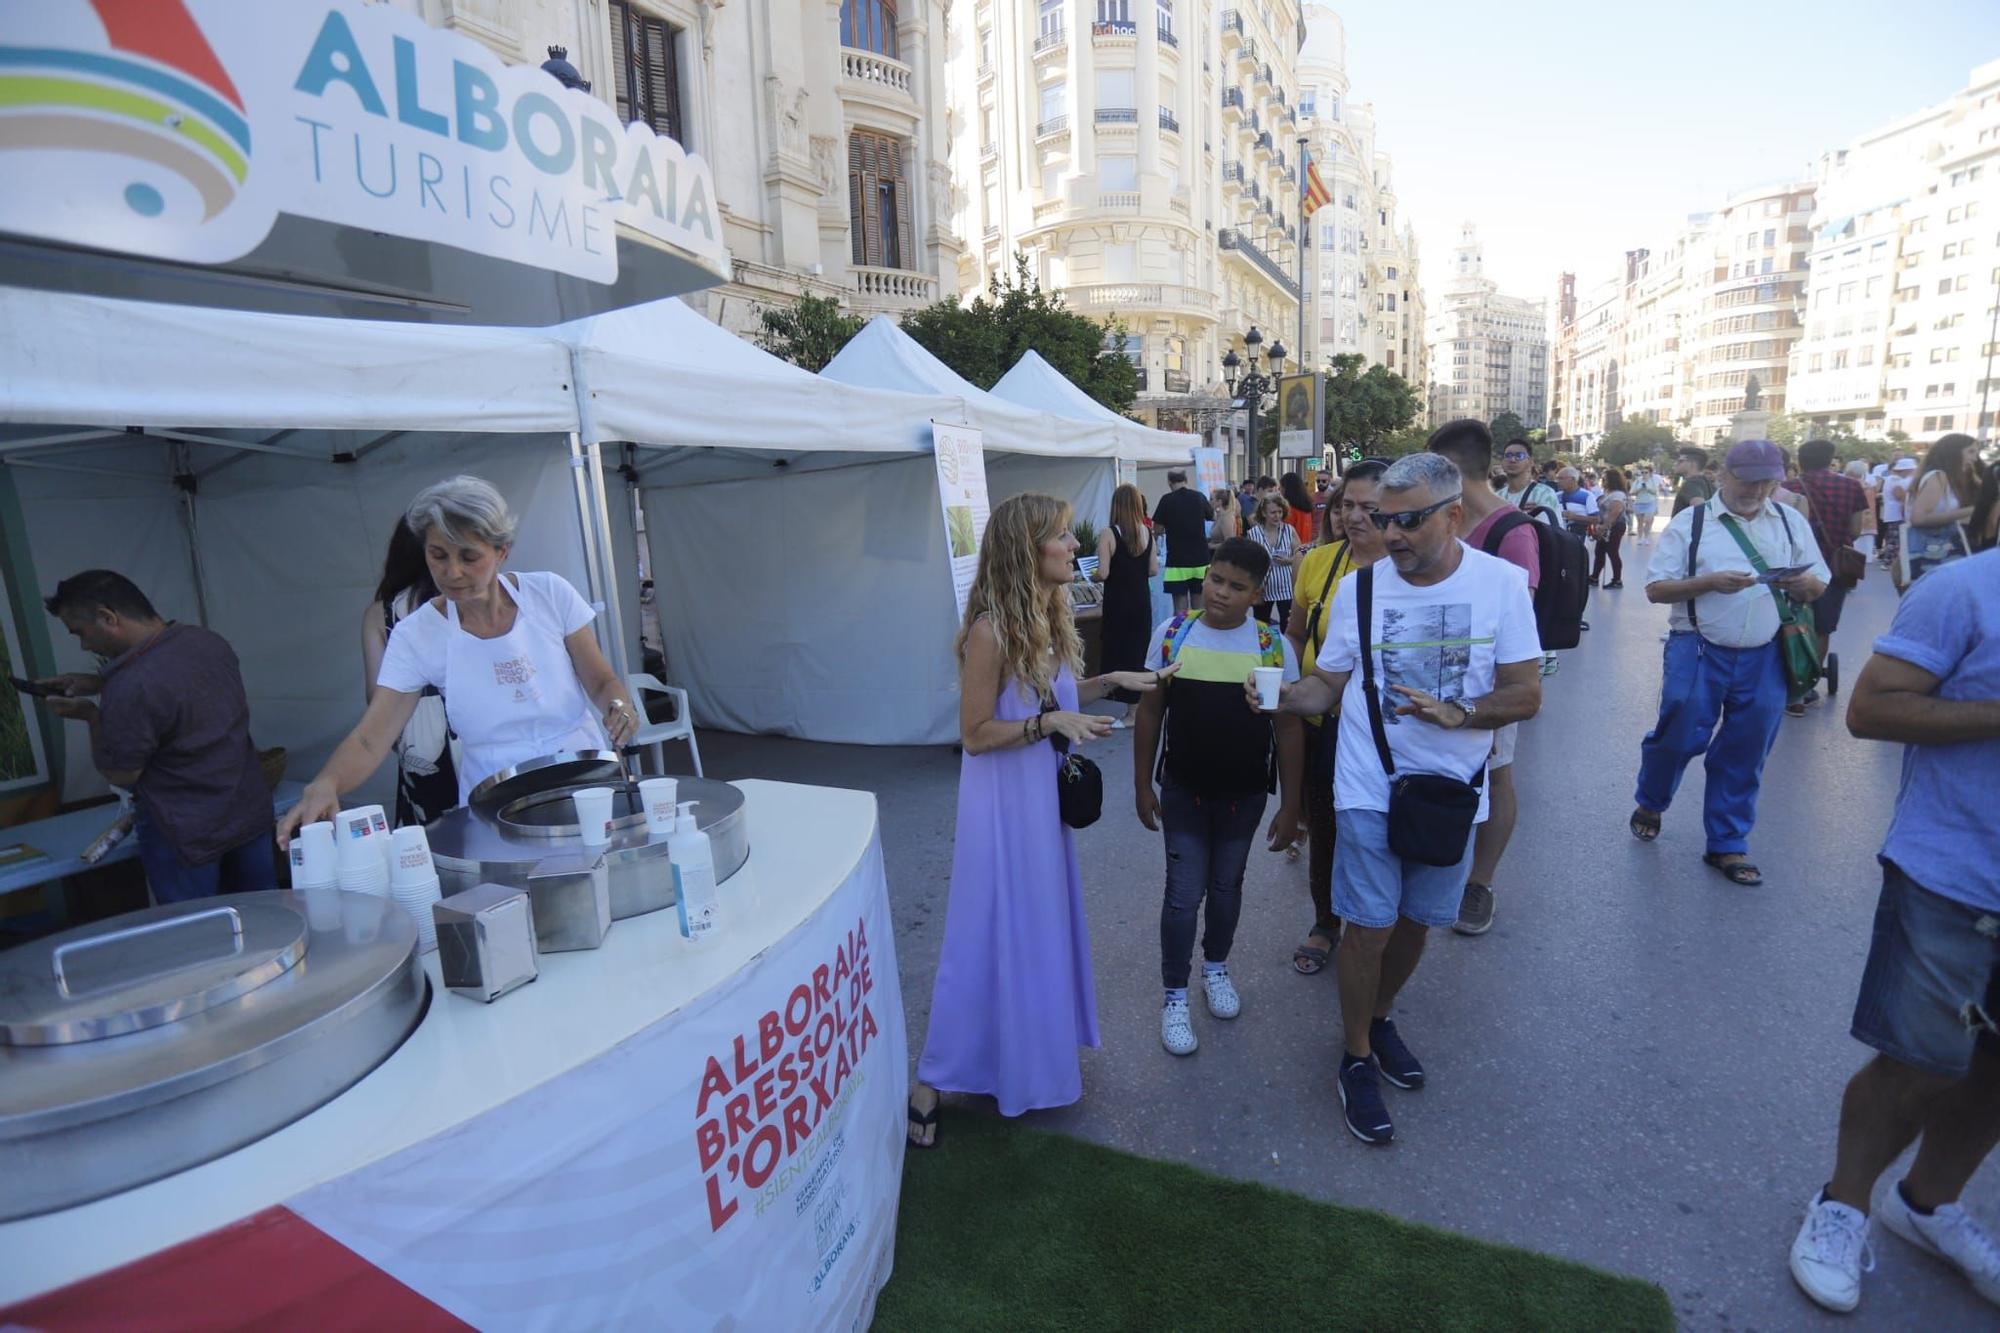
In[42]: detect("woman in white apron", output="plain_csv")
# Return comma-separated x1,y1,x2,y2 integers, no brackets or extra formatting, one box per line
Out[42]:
279,476,638,841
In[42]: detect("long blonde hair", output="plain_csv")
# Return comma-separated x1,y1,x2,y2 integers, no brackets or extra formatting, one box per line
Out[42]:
1109,483,1147,555
956,493,1083,699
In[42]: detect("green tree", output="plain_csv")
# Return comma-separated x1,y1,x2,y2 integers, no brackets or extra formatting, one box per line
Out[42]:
1765,411,1802,448
1376,424,1433,459
899,254,1139,412
1489,411,1527,446
1526,427,1548,448
1321,353,1421,454
1597,415,1678,469
753,294,863,372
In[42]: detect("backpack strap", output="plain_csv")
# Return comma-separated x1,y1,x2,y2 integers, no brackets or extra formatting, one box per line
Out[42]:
1356,567,1396,778
1160,610,1202,665
1686,503,1706,633
1481,510,1534,556
1255,621,1284,668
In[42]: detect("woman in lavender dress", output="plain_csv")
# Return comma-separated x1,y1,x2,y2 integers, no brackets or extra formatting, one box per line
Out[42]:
907,494,1176,1146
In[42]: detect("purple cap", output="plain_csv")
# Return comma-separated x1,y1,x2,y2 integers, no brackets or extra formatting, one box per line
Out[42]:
1724,439,1786,482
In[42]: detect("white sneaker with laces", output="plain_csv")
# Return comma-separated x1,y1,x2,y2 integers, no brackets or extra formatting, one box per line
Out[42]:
1201,967,1241,1020
1161,996,1197,1055
1790,1190,1875,1313
1879,1183,2000,1306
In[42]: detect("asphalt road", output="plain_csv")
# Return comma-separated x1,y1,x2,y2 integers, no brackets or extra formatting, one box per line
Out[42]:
699,554,1995,1330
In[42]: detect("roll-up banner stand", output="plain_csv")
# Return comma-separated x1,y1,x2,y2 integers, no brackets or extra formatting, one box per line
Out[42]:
930,422,989,620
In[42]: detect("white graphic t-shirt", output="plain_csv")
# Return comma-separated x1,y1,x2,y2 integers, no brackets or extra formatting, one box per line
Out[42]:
1315,546,1541,821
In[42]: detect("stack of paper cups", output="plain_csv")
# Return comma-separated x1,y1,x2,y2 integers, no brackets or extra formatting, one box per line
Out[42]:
352,804,392,877
388,825,441,953
289,821,338,892
572,787,615,847
638,777,678,837
334,807,390,897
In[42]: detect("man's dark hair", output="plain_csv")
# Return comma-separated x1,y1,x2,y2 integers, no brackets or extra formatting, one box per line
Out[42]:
1209,535,1272,584
1799,439,1837,472
1343,458,1388,484
1677,445,1709,465
1426,418,1495,469
1256,475,1277,489
1505,436,1532,452
1166,468,1188,484
45,570,159,622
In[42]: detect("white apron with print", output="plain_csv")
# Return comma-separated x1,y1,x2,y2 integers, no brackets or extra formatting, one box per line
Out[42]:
443,577,607,804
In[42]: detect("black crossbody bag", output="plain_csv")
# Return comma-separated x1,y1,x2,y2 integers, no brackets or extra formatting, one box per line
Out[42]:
1040,694,1104,829
1356,568,1485,867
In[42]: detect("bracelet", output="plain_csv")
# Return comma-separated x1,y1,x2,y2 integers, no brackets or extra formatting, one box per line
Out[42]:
1022,717,1033,745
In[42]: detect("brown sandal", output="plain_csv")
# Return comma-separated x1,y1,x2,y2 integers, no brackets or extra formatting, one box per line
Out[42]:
1629,808,1662,842
1703,853,1763,886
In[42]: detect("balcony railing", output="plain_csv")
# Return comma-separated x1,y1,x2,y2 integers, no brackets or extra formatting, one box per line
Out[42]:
1221,88,1245,112
840,49,914,97
1098,191,1141,211
852,266,939,305
1221,10,1245,36
981,141,999,162
1254,131,1275,156
1034,28,1067,55
1221,161,1245,182
1033,198,1064,221
1073,282,1218,317
1158,108,1179,133
1036,115,1069,138
1218,227,1301,299
1095,107,1138,124
1158,26,1179,48
1169,188,1189,215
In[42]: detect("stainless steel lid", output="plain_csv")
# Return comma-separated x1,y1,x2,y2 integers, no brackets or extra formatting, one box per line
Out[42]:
0,899,310,1047
468,750,625,812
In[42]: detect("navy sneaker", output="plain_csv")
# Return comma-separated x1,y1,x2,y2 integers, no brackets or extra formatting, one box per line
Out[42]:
1338,1056,1394,1145
1370,1018,1425,1090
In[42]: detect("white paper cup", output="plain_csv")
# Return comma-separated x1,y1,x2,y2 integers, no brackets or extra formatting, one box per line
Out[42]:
335,807,385,873
639,778,678,837
572,787,615,846
1254,665,1283,711
389,825,436,888
337,860,389,898
393,876,441,953
289,821,337,889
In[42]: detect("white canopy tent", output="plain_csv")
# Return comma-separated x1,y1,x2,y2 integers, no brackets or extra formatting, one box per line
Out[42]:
0,286,595,806
988,349,1197,468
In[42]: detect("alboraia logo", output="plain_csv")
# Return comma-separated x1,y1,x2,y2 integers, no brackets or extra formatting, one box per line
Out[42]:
0,0,728,284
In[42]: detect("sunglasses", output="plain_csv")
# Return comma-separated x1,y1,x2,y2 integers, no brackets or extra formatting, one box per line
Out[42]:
1501,450,1533,461
1368,494,1462,531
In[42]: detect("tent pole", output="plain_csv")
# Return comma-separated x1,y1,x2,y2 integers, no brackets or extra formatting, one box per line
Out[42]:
584,437,631,685
565,346,631,686
171,442,211,628
564,430,610,653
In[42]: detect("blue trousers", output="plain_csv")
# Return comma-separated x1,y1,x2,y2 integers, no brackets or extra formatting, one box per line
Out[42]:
135,809,278,904
1633,632,1786,855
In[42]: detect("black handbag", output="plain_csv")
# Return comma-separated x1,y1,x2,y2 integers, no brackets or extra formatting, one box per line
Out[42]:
1356,568,1485,867
1041,696,1104,829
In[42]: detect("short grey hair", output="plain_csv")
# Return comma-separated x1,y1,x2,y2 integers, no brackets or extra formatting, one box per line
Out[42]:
1844,459,1869,480
1380,452,1462,497
406,475,517,550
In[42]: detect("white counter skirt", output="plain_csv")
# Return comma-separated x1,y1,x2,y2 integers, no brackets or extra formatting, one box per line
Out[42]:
0,779,910,1332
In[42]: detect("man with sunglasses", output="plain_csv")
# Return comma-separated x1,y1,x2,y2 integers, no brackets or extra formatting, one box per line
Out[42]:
1495,438,1560,517
1260,453,1543,1145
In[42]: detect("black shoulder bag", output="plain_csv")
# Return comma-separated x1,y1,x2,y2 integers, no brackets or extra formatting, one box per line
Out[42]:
1356,568,1485,867
1040,693,1104,829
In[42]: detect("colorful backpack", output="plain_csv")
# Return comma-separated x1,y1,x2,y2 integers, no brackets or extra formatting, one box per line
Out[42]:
1157,610,1286,670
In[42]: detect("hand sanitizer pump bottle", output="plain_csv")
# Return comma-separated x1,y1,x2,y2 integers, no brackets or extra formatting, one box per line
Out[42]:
670,801,720,942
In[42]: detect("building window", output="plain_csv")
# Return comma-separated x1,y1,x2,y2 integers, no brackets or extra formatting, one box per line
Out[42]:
1097,0,1131,21
848,130,912,270
1106,330,1142,364
1039,0,1063,37
1156,0,1175,38
1104,241,1137,282
610,1,684,143
841,0,900,57
1040,80,1066,123
1096,68,1134,110
1100,154,1137,191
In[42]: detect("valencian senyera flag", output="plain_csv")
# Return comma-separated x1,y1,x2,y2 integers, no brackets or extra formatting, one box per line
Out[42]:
1303,150,1332,217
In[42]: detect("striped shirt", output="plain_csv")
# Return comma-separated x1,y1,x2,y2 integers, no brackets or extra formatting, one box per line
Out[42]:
1249,522,1299,601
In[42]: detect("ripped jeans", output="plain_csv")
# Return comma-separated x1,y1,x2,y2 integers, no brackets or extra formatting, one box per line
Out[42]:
1851,858,2000,1080
1158,777,1268,989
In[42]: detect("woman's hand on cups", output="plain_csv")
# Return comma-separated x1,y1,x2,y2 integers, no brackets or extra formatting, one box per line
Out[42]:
1044,711,1113,745
276,779,341,848
604,697,640,747
1109,663,1179,695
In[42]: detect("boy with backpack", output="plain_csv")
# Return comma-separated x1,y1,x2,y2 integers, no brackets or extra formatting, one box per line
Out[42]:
1428,420,1586,935
1133,537,1304,1056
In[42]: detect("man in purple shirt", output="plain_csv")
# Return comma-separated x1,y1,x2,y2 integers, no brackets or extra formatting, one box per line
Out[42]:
41,571,274,903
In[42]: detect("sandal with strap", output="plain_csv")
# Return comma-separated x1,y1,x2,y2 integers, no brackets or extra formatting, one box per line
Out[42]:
1629,807,1663,843
1293,923,1339,975
1703,853,1763,887
907,1095,940,1149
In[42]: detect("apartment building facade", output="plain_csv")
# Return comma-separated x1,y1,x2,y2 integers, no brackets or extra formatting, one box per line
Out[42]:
951,0,1304,433
1296,5,1425,382
1790,59,2000,444
394,0,963,336
1426,224,1548,428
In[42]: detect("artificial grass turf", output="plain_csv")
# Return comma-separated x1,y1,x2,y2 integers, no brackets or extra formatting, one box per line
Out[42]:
874,1112,1673,1332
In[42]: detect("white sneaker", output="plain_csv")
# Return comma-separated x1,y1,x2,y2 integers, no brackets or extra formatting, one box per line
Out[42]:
1879,1182,2000,1306
1790,1190,1875,1313
1161,996,1198,1055
1201,967,1241,1020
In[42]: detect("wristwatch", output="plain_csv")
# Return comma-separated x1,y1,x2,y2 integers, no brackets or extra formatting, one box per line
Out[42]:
1451,698,1477,728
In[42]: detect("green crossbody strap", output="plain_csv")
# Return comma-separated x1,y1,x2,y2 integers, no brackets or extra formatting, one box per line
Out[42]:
1716,512,1804,622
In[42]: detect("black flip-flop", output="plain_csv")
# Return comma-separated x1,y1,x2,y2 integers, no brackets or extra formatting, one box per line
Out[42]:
1293,925,1338,975
1630,808,1662,842
907,1098,940,1149
1703,853,1763,886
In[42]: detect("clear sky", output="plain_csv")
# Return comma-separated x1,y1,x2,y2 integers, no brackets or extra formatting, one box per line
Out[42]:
1331,1,2000,309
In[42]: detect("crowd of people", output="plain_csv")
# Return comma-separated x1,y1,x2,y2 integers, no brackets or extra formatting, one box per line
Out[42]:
904,421,1999,1317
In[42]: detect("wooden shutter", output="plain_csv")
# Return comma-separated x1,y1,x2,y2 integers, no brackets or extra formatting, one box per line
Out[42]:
849,134,874,267
608,1,682,144
609,0,634,124
642,18,681,143
889,141,911,271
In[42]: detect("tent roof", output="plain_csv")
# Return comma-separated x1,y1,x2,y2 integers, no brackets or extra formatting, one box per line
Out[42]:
554,298,960,456
990,350,1197,465
819,317,1109,459
0,285,576,434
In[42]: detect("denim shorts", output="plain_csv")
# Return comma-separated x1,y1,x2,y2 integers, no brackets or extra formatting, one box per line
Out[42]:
1851,859,2000,1079
1332,807,1474,930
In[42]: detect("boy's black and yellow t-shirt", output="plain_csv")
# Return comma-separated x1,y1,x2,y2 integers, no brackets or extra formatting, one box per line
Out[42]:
1144,612,1299,796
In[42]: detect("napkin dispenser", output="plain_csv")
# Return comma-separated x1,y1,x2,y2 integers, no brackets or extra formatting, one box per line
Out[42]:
434,882,539,1002
525,852,612,952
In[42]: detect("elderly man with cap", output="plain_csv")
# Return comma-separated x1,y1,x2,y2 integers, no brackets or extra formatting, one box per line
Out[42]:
1628,440,1829,887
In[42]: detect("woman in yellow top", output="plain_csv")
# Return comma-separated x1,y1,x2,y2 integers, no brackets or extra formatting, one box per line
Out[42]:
1282,458,1388,974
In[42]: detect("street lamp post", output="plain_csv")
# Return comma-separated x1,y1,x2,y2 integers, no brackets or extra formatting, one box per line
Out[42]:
1223,326,1287,475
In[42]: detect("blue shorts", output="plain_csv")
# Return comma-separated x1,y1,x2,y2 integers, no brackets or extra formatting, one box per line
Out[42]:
1331,807,1475,930
1851,859,2000,1079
